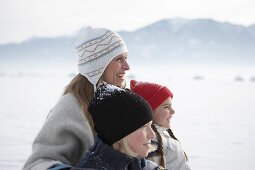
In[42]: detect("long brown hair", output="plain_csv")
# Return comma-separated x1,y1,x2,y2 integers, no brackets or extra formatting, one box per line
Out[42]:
151,124,189,168
63,73,103,135
151,124,165,166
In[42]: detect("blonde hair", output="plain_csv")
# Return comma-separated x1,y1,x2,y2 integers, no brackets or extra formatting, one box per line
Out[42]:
112,136,155,158
112,139,123,151
112,138,138,157
63,73,103,135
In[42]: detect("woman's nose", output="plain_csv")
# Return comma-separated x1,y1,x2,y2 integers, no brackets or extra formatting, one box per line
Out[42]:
122,59,130,70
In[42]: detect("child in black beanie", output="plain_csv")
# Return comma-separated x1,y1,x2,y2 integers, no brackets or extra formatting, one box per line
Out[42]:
72,83,166,170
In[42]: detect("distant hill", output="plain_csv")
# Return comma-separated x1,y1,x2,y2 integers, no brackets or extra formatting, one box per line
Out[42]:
0,18,255,67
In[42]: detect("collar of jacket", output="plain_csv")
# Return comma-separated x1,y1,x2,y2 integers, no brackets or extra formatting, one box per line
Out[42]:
154,124,168,133
92,136,146,169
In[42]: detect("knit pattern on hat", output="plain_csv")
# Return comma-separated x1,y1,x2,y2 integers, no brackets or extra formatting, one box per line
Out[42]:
130,80,173,111
88,82,153,145
75,27,128,89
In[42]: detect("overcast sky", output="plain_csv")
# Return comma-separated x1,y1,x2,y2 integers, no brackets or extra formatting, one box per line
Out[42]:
0,0,255,44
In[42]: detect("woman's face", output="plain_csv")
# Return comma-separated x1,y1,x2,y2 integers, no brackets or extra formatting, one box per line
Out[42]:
153,97,175,128
127,121,155,158
102,53,130,88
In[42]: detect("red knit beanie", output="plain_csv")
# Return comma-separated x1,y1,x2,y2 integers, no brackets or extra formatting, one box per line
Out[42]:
130,80,173,111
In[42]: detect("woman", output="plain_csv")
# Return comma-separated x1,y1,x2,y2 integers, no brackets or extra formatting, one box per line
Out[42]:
23,26,130,170
72,83,164,170
130,80,191,170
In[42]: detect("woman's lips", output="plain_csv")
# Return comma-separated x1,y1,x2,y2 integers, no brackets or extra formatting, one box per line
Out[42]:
117,73,125,79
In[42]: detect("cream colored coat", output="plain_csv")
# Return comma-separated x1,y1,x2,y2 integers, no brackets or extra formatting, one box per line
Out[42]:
147,124,191,170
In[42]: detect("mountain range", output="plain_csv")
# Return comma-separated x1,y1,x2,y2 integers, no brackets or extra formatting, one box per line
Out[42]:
0,18,255,68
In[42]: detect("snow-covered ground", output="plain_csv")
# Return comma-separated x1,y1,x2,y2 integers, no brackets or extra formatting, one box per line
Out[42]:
0,65,255,170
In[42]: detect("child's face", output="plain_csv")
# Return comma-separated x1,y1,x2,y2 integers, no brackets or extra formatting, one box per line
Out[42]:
127,121,155,158
153,97,175,128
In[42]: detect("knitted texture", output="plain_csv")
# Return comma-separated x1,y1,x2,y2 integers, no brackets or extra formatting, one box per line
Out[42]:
75,26,128,89
88,83,153,145
130,80,173,111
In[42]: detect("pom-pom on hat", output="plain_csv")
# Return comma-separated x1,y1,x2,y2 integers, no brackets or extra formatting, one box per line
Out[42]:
88,82,153,145
75,26,128,90
130,80,173,111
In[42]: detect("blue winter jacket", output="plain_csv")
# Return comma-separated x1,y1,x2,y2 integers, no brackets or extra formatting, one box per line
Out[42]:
73,137,164,170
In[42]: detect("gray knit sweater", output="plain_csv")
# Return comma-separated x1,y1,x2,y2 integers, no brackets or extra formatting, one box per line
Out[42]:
23,93,94,170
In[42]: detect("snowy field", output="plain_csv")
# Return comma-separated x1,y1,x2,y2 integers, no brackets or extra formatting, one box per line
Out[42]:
0,65,255,170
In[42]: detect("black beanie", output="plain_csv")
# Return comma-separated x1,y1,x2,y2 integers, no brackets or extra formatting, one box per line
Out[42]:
88,82,153,145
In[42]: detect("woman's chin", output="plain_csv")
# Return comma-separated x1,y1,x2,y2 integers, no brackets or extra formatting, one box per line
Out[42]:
116,79,126,88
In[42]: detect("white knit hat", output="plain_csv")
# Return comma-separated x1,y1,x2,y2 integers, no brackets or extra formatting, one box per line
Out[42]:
75,26,128,90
